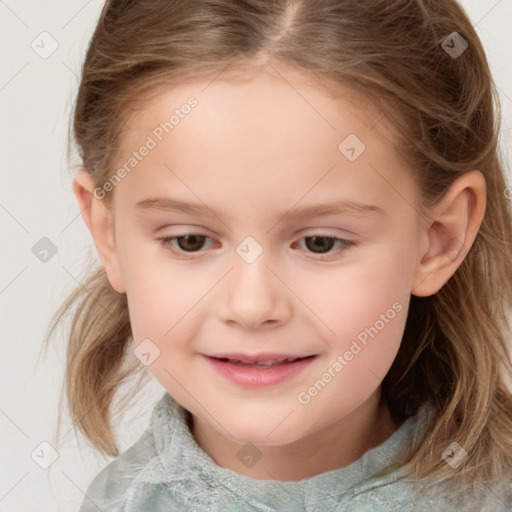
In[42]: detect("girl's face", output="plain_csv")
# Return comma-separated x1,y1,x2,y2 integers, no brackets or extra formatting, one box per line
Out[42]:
101,65,428,461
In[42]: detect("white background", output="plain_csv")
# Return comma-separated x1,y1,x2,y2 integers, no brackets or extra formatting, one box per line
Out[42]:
1,1,511,510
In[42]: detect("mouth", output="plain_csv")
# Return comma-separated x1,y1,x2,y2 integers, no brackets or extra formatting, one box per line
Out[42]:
203,353,318,387
210,356,315,368
206,353,317,368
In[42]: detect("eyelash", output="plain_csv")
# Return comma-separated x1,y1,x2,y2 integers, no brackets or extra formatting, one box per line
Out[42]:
156,233,357,260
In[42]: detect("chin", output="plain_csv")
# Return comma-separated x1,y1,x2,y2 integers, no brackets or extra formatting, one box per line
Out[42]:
225,421,306,447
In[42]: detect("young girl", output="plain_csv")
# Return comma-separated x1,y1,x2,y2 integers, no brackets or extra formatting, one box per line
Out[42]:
45,0,512,510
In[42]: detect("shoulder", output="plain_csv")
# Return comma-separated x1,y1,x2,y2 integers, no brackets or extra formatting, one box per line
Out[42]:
340,402,511,511
79,426,157,512
340,475,511,512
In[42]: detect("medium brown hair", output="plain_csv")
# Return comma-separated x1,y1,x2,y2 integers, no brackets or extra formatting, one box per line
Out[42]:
43,0,512,502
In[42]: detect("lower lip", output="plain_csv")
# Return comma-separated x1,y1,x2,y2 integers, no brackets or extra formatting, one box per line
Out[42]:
204,355,317,387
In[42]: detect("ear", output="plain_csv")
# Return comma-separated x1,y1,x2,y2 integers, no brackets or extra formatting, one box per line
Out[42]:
411,170,486,297
72,169,126,294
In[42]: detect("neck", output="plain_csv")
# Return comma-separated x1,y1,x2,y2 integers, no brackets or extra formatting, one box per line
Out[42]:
190,389,400,481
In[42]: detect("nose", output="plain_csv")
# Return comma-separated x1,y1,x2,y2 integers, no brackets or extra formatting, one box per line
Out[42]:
216,250,293,330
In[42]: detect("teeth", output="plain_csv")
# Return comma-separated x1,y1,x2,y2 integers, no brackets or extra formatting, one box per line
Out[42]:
229,357,300,366
255,360,280,366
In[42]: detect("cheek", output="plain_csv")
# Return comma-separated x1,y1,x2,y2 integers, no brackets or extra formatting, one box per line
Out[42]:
122,252,216,371
301,253,410,335
125,273,199,343
293,254,411,398
124,270,205,393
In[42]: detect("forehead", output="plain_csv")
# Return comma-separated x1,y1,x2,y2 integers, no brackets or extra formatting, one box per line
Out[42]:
124,65,389,143
112,64,419,217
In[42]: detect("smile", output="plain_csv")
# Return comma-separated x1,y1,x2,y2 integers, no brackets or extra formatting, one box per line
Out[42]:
216,356,306,367
203,354,317,387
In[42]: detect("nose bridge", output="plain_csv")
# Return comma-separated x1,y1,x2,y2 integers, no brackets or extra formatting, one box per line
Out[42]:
217,237,291,328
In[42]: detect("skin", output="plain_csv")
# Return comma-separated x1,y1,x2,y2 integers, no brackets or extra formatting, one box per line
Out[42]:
73,61,486,481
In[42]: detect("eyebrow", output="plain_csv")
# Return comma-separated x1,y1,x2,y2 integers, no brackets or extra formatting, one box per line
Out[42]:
135,197,385,221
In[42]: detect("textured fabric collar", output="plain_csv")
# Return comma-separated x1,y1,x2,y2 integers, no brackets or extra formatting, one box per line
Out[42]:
143,392,433,509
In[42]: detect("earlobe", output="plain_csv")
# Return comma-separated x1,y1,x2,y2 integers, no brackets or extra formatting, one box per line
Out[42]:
411,170,486,297
72,169,126,294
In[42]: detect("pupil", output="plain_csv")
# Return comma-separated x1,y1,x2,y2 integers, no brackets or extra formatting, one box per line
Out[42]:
178,235,205,251
176,236,335,253
307,236,334,253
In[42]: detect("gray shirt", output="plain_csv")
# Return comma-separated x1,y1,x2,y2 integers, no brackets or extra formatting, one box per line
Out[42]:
79,392,511,511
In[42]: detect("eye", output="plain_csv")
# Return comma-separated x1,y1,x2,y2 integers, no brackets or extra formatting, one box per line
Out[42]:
157,234,215,256
157,233,356,259
293,235,357,259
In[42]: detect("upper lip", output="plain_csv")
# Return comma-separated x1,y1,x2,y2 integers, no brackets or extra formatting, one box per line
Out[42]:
205,353,316,363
